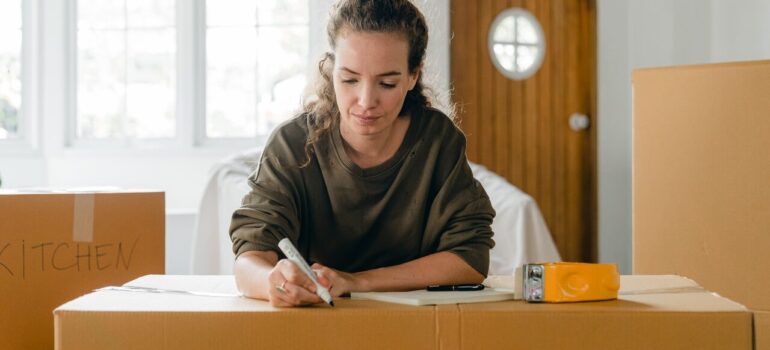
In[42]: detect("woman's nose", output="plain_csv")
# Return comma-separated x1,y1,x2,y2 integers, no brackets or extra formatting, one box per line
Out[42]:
357,84,377,109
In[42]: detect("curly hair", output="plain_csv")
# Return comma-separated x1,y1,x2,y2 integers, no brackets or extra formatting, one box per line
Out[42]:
300,0,454,167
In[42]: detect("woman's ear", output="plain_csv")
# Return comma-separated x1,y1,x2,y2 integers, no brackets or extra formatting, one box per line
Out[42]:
408,64,422,91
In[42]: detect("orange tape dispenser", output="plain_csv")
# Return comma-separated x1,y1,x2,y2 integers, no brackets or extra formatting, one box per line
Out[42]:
518,262,620,303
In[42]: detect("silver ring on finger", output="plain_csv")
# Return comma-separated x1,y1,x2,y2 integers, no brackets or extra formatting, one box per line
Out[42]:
275,280,288,294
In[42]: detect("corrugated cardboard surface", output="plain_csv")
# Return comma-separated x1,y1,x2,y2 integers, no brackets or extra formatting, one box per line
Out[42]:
757,311,770,350
56,276,438,350
632,60,770,312
459,300,747,349
54,275,752,350
0,191,165,350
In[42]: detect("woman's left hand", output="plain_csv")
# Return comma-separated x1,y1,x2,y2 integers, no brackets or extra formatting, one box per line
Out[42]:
311,263,361,297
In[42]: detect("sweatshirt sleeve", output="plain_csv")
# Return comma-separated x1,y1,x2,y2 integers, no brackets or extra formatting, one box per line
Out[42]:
229,129,303,258
426,128,496,277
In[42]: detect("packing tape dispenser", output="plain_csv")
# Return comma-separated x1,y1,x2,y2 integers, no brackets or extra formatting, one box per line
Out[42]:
514,262,620,303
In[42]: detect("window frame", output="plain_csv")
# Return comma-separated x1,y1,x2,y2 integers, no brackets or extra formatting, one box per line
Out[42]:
66,0,184,150
196,0,310,148
488,8,546,81
1,0,321,157
64,0,310,152
0,0,41,155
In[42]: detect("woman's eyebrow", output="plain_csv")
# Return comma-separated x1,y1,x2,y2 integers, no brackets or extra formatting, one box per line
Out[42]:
340,67,402,77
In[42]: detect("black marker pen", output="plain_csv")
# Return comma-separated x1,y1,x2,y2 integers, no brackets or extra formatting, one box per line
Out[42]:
426,284,485,291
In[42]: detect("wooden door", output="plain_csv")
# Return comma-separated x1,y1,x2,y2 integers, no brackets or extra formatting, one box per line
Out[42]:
451,0,597,262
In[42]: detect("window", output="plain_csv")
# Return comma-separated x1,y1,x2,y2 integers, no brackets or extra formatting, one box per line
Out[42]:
71,0,310,144
76,0,176,140
205,0,309,139
0,0,22,140
488,8,545,80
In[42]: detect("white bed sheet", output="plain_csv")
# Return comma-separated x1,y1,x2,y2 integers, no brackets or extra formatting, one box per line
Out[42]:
190,148,560,276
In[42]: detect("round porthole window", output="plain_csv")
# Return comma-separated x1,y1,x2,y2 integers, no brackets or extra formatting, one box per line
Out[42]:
488,8,545,80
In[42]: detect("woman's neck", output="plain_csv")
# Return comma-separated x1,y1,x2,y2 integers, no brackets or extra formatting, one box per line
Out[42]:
340,115,411,169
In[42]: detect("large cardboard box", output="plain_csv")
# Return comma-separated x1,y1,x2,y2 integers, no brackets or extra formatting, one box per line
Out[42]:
632,60,770,348
757,312,770,350
0,190,165,349
54,274,751,350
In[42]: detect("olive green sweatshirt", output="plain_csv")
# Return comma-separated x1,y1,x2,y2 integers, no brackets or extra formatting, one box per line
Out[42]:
229,107,495,276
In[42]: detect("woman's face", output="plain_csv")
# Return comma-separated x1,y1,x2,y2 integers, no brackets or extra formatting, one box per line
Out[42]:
333,31,419,138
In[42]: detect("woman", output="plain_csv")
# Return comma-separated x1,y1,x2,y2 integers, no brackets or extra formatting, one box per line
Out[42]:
230,0,495,307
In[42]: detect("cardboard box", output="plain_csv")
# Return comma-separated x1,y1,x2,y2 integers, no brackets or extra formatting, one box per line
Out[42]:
54,274,751,350
633,60,770,311
757,311,770,350
633,60,770,349
0,190,165,350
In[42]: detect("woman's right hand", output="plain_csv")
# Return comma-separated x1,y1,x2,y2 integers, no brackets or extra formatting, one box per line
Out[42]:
266,258,330,307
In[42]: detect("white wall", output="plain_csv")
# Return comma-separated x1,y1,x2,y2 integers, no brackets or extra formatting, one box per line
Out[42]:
166,210,196,274
597,0,632,274
598,0,770,273
711,0,770,61
1,157,46,187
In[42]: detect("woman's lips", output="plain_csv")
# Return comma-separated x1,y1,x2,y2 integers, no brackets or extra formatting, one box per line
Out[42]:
353,114,379,125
